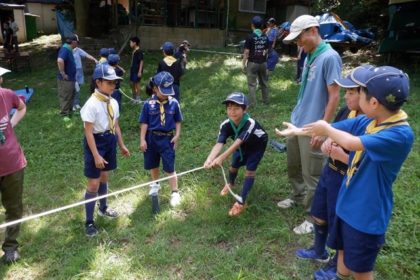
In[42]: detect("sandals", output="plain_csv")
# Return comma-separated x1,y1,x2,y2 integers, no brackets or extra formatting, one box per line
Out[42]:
228,202,246,216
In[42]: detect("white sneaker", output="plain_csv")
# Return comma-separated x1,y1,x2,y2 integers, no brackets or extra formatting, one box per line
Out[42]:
148,182,161,196
170,192,181,207
277,198,296,209
293,220,314,235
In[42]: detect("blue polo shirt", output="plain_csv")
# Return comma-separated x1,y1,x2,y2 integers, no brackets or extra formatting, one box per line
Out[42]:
57,44,76,81
139,95,183,132
332,115,414,234
266,27,279,46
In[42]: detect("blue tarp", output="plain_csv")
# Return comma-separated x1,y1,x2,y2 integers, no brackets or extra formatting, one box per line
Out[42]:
11,88,34,115
56,10,74,41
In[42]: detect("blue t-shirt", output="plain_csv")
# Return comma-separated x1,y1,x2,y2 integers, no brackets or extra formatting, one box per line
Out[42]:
333,115,414,234
73,47,88,69
291,48,341,127
57,44,76,81
266,27,278,45
139,95,183,132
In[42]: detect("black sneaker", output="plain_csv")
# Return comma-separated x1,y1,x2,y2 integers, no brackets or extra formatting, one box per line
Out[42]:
3,250,20,264
85,222,98,237
98,207,119,218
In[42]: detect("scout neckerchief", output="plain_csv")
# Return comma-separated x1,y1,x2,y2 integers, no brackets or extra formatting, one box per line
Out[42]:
347,110,358,118
156,97,168,126
132,46,139,63
229,113,250,161
253,29,263,37
63,43,72,52
297,41,332,103
346,110,409,187
93,90,115,134
163,56,177,66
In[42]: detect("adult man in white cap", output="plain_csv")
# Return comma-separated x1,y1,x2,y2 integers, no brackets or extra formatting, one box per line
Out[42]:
277,15,341,235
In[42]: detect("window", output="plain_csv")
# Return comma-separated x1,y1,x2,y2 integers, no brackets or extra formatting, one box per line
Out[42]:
239,0,267,14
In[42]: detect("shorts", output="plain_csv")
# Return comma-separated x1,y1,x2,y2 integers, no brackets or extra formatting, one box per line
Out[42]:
267,49,279,71
130,68,141,83
310,164,344,230
75,68,85,85
327,216,385,273
84,132,117,178
231,143,267,171
144,132,175,173
111,89,122,111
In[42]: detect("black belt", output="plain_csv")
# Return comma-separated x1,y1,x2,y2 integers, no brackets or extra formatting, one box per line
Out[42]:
151,130,174,136
94,130,112,136
328,162,346,176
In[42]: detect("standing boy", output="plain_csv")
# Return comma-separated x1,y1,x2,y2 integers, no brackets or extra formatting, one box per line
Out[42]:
242,16,269,106
8,16,19,53
108,54,125,110
139,71,183,207
81,64,130,237
0,67,26,263
174,40,191,71
157,42,183,102
204,92,268,216
304,65,414,280
129,37,144,102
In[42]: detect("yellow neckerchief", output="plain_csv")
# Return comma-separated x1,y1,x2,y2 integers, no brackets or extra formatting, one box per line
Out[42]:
99,57,107,63
346,110,409,187
155,97,168,126
132,46,139,62
93,90,115,134
347,110,358,118
163,56,177,66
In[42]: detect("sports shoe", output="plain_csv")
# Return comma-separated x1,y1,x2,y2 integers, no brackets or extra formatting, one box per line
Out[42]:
149,182,161,196
293,220,314,234
170,191,181,207
314,264,337,280
2,250,20,264
85,222,98,237
228,202,246,216
73,104,81,111
296,247,330,263
98,207,119,218
220,184,231,196
277,198,295,209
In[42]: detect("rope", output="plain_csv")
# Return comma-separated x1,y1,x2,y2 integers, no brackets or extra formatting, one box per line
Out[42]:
190,49,241,56
0,166,205,229
119,88,144,104
219,166,243,204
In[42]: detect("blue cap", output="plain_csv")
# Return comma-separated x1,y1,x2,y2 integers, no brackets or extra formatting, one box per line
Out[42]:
92,63,123,81
351,65,409,110
99,48,109,57
334,65,374,88
252,16,263,26
161,41,174,53
222,92,249,107
153,71,174,96
108,48,117,55
107,54,120,65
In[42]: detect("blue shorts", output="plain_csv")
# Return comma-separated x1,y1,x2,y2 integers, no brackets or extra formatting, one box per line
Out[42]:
130,68,141,83
84,132,117,178
144,132,175,173
231,145,267,171
111,89,122,111
327,217,385,273
267,49,279,71
310,164,344,230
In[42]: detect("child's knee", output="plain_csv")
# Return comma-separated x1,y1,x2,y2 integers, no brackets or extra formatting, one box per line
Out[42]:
244,170,256,177
312,216,327,225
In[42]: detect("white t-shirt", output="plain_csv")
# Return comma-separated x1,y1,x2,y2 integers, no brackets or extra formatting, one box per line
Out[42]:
80,94,120,133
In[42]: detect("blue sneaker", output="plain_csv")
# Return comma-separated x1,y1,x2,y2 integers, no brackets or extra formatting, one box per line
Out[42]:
314,265,337,280
296,247,330,263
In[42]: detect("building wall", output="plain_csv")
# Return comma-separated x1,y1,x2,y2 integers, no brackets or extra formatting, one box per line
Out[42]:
120,25,225,49
285,5,309,22
13,9,27,43
27,3,57,35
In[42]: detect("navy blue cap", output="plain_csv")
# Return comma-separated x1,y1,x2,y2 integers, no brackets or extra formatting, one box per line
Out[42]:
222,92,249,107
108,48,117,55
92,64,123,81
334,65,374,88
107,54,120,65
99,48,109,57
351,65,410,110
161,41,174,53
65,34,79,43
252,16,263,26
153,71,174,96
267,17,276,24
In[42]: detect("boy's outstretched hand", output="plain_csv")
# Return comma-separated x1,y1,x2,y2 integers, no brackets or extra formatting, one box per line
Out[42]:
204,157,224,169
303,120,330,136
275,122,309,137
120,145,130,157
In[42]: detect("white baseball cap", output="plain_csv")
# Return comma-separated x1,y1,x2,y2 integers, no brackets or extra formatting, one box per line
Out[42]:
283,15,319,43
0,67,11,76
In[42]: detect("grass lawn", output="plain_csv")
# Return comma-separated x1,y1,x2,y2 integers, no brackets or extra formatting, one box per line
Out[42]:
0,46,418,279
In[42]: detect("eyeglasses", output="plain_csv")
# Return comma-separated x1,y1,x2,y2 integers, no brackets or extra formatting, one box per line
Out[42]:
293,28,311,43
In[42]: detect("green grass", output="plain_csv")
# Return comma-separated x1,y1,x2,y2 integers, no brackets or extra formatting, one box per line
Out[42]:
0,48,418,279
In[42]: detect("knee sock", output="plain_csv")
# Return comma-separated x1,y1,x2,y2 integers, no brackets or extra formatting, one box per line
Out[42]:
240,176,255,204
228,170,238,185
313,223,328,255
85,191,97,224
336,272,350,279
98,182,108,211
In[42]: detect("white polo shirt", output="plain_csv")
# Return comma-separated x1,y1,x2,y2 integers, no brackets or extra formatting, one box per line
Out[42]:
81,94,120,134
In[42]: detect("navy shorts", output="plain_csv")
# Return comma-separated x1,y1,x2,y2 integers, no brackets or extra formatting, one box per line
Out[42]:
310,164,344,230
327,217,385,273
130,68,141,83
144,132,175,173
111,89,122,111
231,144,267,171
84,132,117,178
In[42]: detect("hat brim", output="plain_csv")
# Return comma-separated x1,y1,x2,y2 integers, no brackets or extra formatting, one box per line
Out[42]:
283,31,301,43
102,75,123,81
222,99,246,106
159,86,175,96
334,77,359,88
0,67,11,76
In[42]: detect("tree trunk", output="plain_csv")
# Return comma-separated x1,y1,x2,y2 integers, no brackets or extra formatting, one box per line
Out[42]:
74,0,90,36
